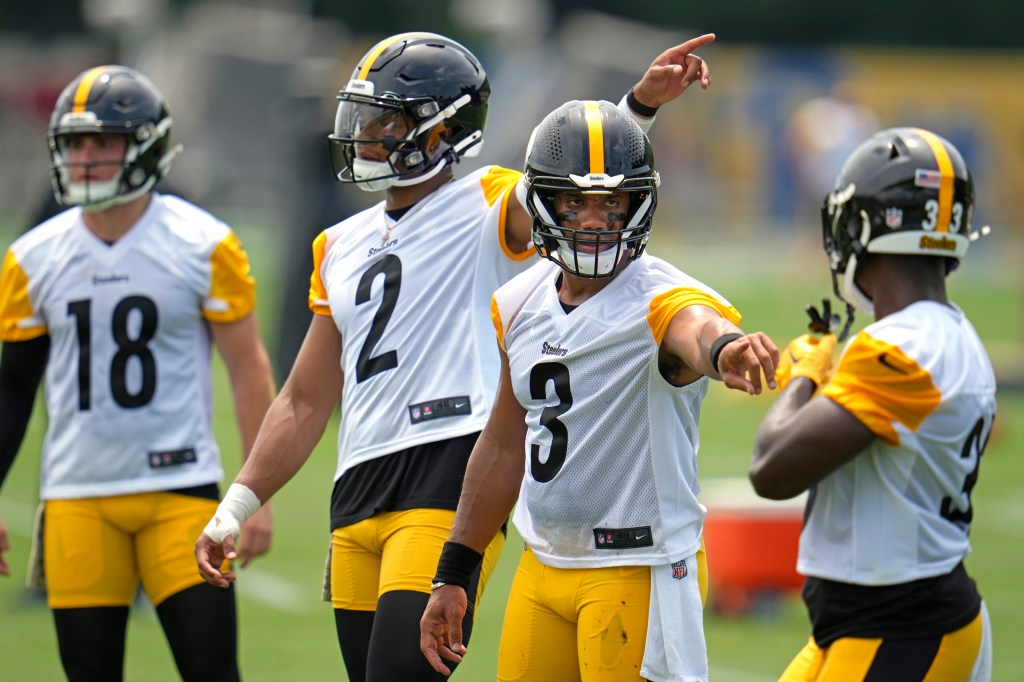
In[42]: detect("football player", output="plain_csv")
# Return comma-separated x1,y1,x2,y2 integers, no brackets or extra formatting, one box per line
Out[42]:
0,65,276,680
196,31,714,681
419,99,778,681
749,127,994,681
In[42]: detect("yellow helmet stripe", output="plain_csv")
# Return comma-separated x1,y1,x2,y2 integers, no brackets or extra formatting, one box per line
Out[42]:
915,128,955,233
583,101,604,174
357,33,416,80
71,66,109,113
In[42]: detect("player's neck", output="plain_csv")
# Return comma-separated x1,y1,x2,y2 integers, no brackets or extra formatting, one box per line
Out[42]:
864,257,949,320
81,194,152,244
557,271,615,307
384,169,455,211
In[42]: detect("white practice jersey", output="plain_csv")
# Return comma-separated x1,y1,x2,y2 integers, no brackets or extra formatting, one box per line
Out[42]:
803,301,997,584
309,165,534,480
0,194,256,499
492,254,742,568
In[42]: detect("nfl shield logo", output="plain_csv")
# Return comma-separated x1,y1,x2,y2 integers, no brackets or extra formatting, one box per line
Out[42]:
671,560,687,580
885,207,903,228
412,407,421,420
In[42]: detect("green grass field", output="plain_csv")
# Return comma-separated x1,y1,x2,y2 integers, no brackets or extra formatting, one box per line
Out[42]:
1,224,1021,681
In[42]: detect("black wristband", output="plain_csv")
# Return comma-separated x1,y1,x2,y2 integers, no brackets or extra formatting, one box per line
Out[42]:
710,333,744,373
432,541,484,591
626,89,659,118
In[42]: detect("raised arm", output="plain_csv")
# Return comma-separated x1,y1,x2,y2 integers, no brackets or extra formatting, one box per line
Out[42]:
628,32,715,112
505,33,717,254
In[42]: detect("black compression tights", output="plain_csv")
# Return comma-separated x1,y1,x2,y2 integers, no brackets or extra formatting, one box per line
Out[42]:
334,590,475,682
53,583,240,682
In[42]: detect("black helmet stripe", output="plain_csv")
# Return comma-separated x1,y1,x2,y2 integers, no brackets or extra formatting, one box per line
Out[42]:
914,127,955,233
71,66,108,113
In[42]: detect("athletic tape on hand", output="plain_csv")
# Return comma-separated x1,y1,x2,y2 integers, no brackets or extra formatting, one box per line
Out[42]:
203,483,261,544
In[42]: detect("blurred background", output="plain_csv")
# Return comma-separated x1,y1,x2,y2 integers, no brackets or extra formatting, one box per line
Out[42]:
2,0,1023,376
1,1,1022,680
2,0,1023,379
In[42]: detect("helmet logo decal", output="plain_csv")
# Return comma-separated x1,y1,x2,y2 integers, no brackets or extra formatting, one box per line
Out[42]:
884,207,903,228
71,66,108,113
919,235,958,252
914,169,942,189
583,101,604,173
567,172,624,188
345,79,375,96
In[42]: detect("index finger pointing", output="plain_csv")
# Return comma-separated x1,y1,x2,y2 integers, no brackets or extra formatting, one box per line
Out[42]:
657,33,716,64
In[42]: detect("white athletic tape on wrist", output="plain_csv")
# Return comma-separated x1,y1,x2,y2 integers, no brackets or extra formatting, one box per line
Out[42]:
203,483,261,544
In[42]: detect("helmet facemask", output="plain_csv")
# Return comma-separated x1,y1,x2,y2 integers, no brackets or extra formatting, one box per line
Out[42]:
529,175,655,278
329,90,482,192
524,100,658,279
822,182,876,316
50,116,178,212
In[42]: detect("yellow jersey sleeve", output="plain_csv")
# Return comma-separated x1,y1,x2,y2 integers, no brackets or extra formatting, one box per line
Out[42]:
204,232,256,323
822,330,941,445
481,166,533,262
0,249,47,341
490,295,506,352
308,230,331,316
646,286,742,345
479,166,522,207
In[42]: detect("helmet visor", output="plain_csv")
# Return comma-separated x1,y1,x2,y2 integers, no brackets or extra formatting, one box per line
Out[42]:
330,94,425,184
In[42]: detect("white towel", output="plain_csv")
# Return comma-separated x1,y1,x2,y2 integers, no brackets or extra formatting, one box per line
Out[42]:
640,553,708,682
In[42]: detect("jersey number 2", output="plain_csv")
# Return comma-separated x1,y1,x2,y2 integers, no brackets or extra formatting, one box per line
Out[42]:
67,296,158,410
354,255,401,383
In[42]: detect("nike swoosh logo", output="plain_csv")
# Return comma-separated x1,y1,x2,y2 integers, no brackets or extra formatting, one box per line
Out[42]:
454,402,467,409
878,352,908,374
635,533,647,540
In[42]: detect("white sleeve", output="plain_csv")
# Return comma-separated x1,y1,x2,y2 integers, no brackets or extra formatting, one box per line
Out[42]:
617,93,656,135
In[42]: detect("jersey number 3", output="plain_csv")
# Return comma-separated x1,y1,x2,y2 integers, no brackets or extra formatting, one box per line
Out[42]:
529,362,573,482
940,414,993,527
67,296,158,410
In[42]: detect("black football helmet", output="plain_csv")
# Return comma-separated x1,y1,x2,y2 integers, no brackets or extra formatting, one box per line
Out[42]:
328,32,490,191
822,127,983,315
48,65,181,210
525,99,658,278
